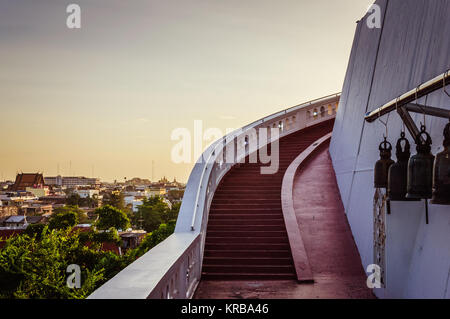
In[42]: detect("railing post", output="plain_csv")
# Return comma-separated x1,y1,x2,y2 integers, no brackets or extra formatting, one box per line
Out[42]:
298,110,307,129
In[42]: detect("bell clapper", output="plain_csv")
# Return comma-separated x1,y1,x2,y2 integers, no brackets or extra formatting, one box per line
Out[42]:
425,199,429,225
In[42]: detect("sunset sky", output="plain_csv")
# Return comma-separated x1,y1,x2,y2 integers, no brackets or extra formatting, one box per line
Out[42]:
0,0,373,183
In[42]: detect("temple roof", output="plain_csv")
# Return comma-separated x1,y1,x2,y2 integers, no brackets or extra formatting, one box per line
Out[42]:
10,173,45,191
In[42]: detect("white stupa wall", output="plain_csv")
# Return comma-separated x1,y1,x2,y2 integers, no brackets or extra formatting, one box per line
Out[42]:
330,0,450,298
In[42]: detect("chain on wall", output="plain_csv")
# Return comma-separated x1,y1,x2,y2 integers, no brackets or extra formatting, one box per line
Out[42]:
373,188,386,288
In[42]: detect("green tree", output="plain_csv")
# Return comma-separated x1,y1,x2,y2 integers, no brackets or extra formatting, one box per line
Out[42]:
102,192,126,211
135,196,167,232
167,189,184,202
53,205,87,222
95,205,130,231
167,202,181,222
24,224,46,240
66,193,81,206
49,208,79,230
133,196,180,233
68,194,98,209
0,227,104,299
129,221,176,259
92,228,122,246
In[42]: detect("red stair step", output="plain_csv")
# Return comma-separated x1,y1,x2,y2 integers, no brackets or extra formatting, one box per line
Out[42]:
201,273,296,280
202,265,295,274
204,250,292,258
205,237,289,244
205,243,290,251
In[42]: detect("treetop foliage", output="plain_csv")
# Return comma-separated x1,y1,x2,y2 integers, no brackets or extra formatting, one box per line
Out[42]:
95,205,130,231
0,196,180,299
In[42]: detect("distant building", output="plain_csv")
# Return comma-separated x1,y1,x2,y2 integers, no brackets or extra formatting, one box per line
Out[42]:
120,230,147,250
10,173,45,191
148,188,166,197
38,195,67,205
26,186,49,198
19,203,53,216
44,175,63,186
131,200,143,213
45,175,100,188
74,189,99,199
158,176,169,184
3,215,45,227
0,200,19,218
125,177,151,186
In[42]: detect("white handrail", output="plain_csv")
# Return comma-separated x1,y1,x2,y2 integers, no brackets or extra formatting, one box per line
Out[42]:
190,144,216,231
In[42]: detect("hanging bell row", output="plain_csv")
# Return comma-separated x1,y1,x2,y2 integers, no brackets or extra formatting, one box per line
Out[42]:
374,122,450,205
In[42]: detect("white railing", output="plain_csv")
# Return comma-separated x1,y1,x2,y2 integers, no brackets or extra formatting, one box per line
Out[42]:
88,93,340,299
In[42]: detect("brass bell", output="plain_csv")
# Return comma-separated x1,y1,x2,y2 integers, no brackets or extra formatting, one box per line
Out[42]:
431,122,450,205
374,137,395,188
406,125,435,199
388,132,418,201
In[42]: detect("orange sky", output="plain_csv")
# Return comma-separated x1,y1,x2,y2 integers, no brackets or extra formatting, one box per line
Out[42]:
0,0,373,183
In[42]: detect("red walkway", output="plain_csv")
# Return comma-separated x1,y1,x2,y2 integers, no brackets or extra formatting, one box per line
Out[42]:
195,121,374,298
201,121,334,281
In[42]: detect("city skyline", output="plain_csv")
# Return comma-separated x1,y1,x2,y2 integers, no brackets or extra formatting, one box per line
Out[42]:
1,170,182,184
0,0,373,183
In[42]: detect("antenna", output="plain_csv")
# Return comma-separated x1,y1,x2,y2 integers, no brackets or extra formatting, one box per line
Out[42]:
152,160,155,181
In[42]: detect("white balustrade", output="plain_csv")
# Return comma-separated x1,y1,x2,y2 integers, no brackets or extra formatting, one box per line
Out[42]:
88,93,340,299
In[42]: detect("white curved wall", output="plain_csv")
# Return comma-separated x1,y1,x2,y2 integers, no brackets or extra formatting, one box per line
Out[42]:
330,0,450,298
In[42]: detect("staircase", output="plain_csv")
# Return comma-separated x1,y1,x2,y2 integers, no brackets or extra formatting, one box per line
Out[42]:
202,119,334,280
